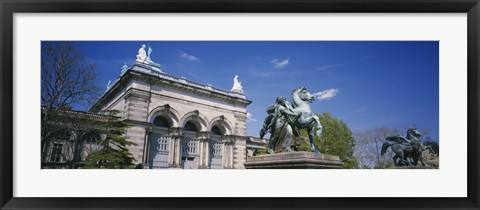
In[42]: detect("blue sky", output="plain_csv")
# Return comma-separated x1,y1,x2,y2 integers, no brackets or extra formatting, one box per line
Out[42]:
71,41,439,141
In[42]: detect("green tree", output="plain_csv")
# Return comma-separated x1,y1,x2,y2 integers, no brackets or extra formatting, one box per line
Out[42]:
254,143,269,156
299,112,358,168
84,110,137,169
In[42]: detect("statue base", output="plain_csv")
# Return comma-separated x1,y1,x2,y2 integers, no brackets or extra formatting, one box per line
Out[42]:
244,151,343,169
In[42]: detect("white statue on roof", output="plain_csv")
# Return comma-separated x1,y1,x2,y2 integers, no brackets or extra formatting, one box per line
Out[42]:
146,46,153,63
106,80,112,91
231,75,244,94
134,44,164,73
136,44,147,62
121,63,129,75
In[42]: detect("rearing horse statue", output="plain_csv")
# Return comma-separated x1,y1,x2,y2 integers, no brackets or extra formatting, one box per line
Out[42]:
381,128,434,166
259,87,323,154
290,87,323,153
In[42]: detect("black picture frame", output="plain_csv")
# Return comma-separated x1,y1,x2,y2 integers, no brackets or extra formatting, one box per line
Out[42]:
1,0,479,209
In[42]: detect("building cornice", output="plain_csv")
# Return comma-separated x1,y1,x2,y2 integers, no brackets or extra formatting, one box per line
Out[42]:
90,63,252,113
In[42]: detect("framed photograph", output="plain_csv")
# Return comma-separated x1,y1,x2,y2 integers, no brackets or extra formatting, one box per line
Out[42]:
1,0,479,209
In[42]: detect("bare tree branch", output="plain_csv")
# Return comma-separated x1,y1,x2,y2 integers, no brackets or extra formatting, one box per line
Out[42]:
353,127,401,168
41,41,101,161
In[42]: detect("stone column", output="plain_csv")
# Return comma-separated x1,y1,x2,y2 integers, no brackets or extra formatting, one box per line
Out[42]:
228,142,233,168
175,136,181,167
168,127,183,168
167,135,175,166
224,143,230,168
197,137,203,168
205,137,211,169
142,125,153,169
197,131,210,169
222,135,235,168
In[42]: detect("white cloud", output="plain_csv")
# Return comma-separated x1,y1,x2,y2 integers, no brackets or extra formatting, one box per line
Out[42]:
271,58,290,69
180,51,199,61
247,112,257,122
314,88,339,100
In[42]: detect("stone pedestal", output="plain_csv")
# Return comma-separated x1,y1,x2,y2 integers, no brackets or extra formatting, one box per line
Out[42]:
244,152,343,169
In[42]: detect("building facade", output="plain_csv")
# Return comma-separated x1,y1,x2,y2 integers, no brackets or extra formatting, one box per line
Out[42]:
41,109,107,169
89,47,253,169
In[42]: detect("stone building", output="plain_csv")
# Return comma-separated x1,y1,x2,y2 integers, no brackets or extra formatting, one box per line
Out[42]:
41,109,107,169
88,45,253,169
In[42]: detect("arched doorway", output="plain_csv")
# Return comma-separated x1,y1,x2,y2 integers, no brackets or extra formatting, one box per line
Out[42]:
209,125,224,169
181,120,200,169
149,115,172,169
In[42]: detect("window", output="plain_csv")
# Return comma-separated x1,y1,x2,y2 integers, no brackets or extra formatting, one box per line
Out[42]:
50,143,63,162
184,121,198,132
211,125,223,135
84,132,101,143
153,116,171,128
211,141,222,156
157,137,170,151
53,130,70,141
182,138,198,155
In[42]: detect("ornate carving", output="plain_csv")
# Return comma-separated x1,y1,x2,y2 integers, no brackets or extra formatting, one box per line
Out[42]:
168,127,183,137
197,131,211,141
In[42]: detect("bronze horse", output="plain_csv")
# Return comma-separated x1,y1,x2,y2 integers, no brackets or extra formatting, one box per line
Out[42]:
259,87,323,153
381,128,434,166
